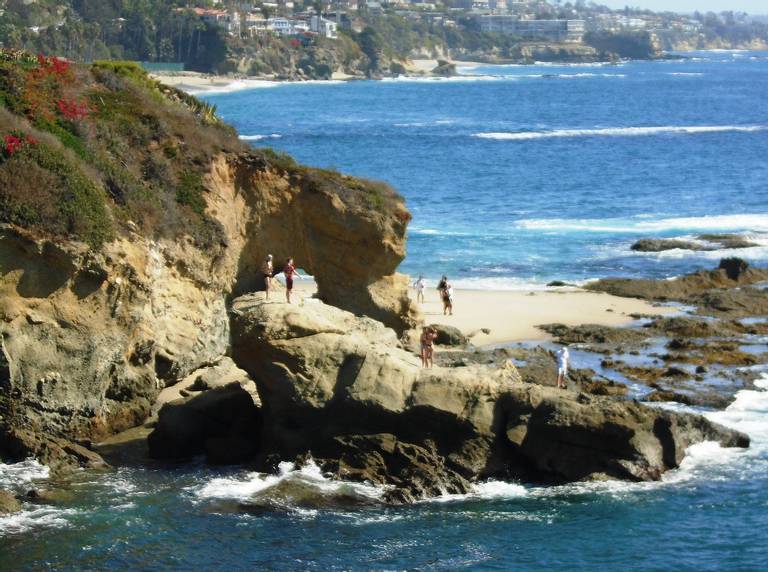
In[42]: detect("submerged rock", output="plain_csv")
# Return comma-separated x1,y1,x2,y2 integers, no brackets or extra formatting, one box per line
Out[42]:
631,236,759,253
539,323,650,345
0,489,21,514
631,239,707,252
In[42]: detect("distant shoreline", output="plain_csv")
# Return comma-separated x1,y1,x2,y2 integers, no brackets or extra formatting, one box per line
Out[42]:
151,49,763,95
150,58,491,94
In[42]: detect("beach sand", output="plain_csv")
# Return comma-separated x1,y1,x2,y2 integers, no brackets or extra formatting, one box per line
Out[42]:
150,71,276,94
291,280,672,345
417,288,672,345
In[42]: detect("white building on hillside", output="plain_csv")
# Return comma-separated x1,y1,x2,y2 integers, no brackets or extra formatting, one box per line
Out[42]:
478,16,585,43
267,17,310,36
310,15,339,39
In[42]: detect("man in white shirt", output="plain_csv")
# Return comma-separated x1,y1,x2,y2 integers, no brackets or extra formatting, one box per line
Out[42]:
413,275,426,303
556,346,569,389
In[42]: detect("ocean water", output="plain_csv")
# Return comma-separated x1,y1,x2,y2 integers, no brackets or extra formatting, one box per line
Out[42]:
2,52,768,569
204,50,768,289
2,374,767,570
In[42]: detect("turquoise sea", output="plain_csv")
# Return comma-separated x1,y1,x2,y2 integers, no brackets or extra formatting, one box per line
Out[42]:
1,51,768,570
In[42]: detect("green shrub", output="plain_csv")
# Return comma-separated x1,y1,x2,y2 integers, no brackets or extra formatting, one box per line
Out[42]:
0,142,114,247
176,170,207,216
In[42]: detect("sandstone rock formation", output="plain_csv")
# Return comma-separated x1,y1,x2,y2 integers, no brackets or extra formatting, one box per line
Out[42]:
0,151,417,470
148,358,262,464
228,294,748,502
207,154,417,333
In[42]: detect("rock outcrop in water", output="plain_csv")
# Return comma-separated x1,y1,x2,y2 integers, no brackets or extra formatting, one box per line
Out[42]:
226,295,747,502
587,258,768,318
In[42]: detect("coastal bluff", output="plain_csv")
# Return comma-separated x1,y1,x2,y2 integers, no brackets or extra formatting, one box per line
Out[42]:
0,56,748,502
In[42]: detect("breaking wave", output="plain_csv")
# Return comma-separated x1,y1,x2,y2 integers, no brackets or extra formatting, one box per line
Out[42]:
193,459,387,512
474,125,767,141
239,133,282,141
515,213,768,233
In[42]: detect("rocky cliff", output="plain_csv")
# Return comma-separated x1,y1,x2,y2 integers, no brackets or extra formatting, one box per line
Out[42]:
0,54,416,471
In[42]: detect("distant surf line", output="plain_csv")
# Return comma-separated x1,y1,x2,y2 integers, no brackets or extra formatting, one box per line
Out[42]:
474,125,768,141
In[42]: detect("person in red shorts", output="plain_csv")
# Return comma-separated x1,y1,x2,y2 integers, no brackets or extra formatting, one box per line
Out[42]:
282,257,304,303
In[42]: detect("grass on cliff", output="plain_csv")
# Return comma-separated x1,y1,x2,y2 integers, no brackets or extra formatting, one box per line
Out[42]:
254,148,410,223
0,50,409,249
0,52,242,248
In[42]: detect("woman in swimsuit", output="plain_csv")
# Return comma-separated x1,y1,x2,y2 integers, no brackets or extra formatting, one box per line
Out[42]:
282,257,304,303
420,326,438,368
262,254,274,300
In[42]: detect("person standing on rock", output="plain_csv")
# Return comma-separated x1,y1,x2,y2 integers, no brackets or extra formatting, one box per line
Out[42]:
282,257,304,304
420,326,438,368
262,254,274,300
414,275,426,304
556,346,570,389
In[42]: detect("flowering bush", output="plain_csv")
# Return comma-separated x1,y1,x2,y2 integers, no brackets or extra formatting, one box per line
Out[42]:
57,98,90,121
3,133,38,156
35,54,72,82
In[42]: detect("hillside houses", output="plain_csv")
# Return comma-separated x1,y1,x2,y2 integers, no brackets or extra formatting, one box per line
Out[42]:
179,7,338,39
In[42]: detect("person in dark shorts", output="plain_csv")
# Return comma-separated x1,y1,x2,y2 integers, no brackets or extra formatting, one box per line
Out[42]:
262,254,274,300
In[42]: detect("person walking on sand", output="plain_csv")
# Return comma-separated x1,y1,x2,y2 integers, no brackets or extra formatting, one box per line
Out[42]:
414,275,426,304
261,254,274,300
281,257,304,304
442,282,454,316
437,275,448,299
420,326,438,368
556,346,570,389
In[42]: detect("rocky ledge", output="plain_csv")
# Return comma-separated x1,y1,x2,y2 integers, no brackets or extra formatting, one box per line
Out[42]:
145,294,747,503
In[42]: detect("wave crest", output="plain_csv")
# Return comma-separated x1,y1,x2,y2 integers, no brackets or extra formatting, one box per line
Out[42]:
475,125,767,141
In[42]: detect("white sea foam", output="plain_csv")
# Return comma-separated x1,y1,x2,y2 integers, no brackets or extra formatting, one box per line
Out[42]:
0,507,79,536
430,480,529,503
194,458,387,506
382,74,502,83
475,125,767,141
516,213,768,233
0,458,50,490
666,72,706,76
239,133,282,141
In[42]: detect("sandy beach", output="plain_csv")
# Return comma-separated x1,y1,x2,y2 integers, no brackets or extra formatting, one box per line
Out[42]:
416,288,673,345
288,280,672,345
150,71,278,94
